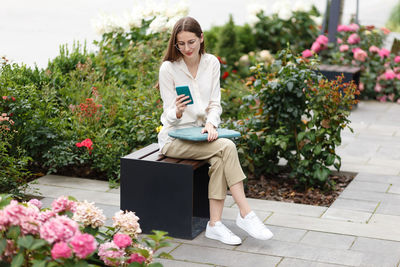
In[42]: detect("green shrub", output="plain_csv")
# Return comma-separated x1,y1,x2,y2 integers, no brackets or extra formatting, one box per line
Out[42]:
236,48,359,188
216,15,242,66
386,1,400,32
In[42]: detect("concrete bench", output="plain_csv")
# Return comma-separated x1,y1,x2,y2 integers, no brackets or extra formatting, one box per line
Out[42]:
120,143,210,239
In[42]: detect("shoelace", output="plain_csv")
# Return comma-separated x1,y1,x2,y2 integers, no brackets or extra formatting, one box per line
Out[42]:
247,213,266,230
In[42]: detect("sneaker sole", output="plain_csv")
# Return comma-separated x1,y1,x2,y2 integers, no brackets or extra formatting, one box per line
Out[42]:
205,231,242,245
236,220,274,241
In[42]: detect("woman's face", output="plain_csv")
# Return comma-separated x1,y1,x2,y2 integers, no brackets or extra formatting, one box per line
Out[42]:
176,31,203,60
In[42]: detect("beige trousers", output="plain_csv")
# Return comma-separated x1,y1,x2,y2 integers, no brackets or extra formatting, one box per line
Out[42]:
161,138,246,200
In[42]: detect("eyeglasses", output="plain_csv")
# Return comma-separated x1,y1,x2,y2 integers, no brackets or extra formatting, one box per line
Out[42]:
175,38,198,51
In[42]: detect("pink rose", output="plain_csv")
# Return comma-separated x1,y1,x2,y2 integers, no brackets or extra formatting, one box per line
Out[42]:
388,94,395,102
378,48,390,59
377,95,387,102
384,69,396,80
311,41,322,53
359,82,364,91
127,253,146,264
374,83,382,92
397,99,400,104
2,96,7,100
369,46,380,53
349,23,360,31
70,233,97,259
353,48,367,62
337,24,351,32
316,35,328,45
51,242,72,259
302,49,313,58
395,56,400,63
113,233,132,248
337,38,343,44
339,45,349,52
397,74,400,80
348,33,360,44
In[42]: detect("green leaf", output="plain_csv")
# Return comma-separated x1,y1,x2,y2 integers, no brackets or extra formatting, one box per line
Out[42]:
157,251,173,259
297,131,305,141
148,263,163,267
313,144,322,155
287,81,294,91
325,154,335,166
17,235,34,249
127,263,144,267
11,252,24,267
0,239,7,255
32,260,47,267
30,239,48,250
7,226,21,240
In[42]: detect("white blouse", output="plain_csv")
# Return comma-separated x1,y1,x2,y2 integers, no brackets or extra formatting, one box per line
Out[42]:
158,53,222,150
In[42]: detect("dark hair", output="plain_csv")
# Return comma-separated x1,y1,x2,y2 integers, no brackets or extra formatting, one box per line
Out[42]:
162,16,205,62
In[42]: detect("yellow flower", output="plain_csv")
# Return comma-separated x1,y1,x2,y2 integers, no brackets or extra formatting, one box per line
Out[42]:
156,125,163,133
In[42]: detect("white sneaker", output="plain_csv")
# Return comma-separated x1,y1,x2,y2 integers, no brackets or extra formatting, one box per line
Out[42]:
205,221,242,245
236,211,273,240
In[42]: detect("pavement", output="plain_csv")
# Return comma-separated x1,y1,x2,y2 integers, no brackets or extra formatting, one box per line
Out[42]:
26,100,400,267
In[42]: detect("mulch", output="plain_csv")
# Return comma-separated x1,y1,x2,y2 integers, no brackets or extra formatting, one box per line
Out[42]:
244,171,356,207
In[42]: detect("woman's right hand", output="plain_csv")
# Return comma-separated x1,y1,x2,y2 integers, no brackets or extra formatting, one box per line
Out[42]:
176,94,191,119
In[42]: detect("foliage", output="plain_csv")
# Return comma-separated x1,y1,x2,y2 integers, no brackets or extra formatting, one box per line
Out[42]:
216,15,242,66
386,1,400,33
253,7,320,54
235,48,359,188
0,194,171,266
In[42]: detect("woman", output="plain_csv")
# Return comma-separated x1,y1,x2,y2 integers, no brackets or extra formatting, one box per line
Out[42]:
158,16,273,245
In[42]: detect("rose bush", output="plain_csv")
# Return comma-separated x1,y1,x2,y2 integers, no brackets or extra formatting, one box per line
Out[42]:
302,24,400,102
0,194,171,266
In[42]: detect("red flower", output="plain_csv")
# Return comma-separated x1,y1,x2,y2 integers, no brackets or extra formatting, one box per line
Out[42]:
2,96,7,100
217,56,227,65
76,138,94,154
232,69,238,74
222,71,229,80
11,97,16,101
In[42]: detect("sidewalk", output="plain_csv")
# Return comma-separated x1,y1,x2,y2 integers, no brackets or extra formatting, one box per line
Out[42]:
27,100,400,267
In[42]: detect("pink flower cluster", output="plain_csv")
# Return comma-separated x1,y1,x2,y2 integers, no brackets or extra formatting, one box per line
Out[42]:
98,241,125,266
337,23,360,32
51,196,77,213
70,233,97,259
40,215,79,243
352,48,368,62
0,200,40,235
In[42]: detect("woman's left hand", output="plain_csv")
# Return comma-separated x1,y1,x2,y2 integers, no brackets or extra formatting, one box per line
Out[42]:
201,122,218,142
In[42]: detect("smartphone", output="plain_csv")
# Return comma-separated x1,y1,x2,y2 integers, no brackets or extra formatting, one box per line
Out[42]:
176,85,194,105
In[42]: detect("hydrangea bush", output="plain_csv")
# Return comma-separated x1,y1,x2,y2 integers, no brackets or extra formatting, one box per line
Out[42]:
0,194,171,266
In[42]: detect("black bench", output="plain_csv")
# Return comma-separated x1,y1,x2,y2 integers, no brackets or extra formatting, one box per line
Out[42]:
120,143,210,239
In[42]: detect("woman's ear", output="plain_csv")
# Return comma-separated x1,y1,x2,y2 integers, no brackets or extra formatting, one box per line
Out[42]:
200,33,204,43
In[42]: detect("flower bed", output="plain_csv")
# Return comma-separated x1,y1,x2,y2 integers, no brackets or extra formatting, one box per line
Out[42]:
0,194,171,266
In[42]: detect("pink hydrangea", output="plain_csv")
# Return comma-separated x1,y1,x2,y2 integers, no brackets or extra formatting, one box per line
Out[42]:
3,200,40,235
349,23,360,31
369,46,380,53
316,35,328,46
395,56,400,63
348,33,360,44
378,48,390,59
0,210,9,231
337,24,352,32
70,233,97,259
353,48,368,62
302,49,313,58
377,95,387,102
37,210,56,223
28,199,42,209
384,69,396,80
98,242,125,267
51,242,72,259
113,233,132,248
40,215,79,244
311,41,322,53
126,253,146,264
3,200,26,225
3,240,17,258
397,74,400,80
51,196,77,213
339,45,349,52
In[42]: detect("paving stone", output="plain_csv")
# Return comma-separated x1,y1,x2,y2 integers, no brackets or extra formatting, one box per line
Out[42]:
277,258,348,267
375,199,400,216
336,142,380,158
329,198,379,213
237,239,363,266
368,213,400,227
170,243,282,267
357,251,400,267
354,173,400,184
267,225,307,243
339,189,400,203
299,231,355,250
351,237,400,255
34,175,111,192
155,258,213,267
266,213,400,242
224,195,235,207
25,184,120,206
339,163,399,176
235,198,327,217
388,184,400,195
344,180,391,193
321,207,371,223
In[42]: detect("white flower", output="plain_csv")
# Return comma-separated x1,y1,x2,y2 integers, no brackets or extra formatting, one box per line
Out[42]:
258,50,272,61
272,0,291,14
247,2,265,16
278,8,292,21
127,9,143,29
311,15,323,26
113,210,142,238
148,15,169,34
292,0,313,12
166,16,181,31
72,200,106,228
